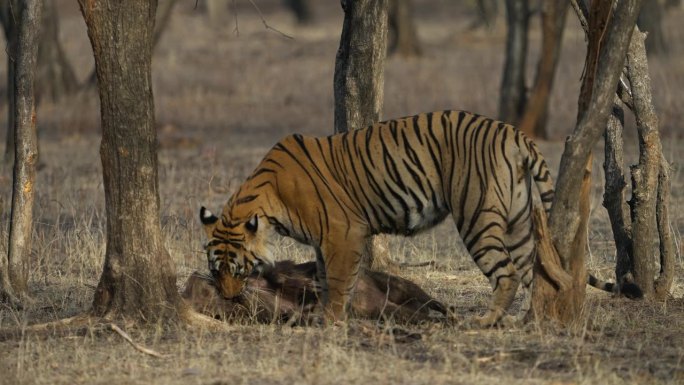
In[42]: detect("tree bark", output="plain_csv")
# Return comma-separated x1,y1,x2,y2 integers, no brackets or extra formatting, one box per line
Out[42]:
499,0,529,124
532,0,642,326
388,0,421,58
518,0,568,139
78,0,186,322
626,28,672,299
6,0,42,300
333,0,391,270
35,1,78,103
603,99,636,286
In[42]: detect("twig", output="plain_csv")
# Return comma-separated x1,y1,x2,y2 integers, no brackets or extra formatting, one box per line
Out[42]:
110,323,165,358
247,0,293,39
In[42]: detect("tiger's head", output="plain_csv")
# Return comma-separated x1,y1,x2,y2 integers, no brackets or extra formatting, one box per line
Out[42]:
199,204,276,298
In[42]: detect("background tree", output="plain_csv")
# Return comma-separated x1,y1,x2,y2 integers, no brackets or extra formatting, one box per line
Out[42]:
638,0,668,55
285,0,312,25
35,1,78,103
333,0,391,270
531,0,643,325
518,0,568,139
388,0,421,57
77,0,187,322
499,0,529,124
471,0,499,29
0,0,19,164
1,0,42,307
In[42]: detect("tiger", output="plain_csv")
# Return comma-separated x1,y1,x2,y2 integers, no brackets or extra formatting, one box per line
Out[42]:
200,110,640,327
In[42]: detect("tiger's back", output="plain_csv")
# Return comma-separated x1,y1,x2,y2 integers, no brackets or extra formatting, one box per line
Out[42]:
203,110,554,325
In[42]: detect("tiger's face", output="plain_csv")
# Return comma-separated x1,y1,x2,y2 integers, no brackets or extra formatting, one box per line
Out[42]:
199,206,275,298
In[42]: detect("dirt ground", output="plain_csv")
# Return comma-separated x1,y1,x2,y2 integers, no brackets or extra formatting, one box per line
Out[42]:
0,1,683,384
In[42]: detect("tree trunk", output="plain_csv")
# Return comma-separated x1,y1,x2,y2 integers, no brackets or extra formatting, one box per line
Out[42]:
5,0,42,302
499,0,529,124
35,1,78,103
388,0,421,57
638,0,668,55
1,0,18,164
471,0,499,29
77,0,186,322
518,0,568,139
84,0,179,89
285,0,312,25
532,0,642,326
626,28,673,299
333,0,391,270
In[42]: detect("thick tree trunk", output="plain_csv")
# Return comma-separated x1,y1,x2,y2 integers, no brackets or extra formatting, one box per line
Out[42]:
78,0,186,322
388,0,421,57
518,0,568,139
333,0,391,270
6,0,42,300
499,0,529,124
35,1,78,103
532,0,642,326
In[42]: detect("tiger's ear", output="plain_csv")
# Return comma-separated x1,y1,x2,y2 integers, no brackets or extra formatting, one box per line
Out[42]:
199,206,219,238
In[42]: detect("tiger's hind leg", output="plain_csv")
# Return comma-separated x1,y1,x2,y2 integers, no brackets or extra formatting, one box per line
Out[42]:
460,215,520,327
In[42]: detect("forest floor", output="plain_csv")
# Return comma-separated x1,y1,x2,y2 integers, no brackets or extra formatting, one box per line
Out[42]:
0,1,683,384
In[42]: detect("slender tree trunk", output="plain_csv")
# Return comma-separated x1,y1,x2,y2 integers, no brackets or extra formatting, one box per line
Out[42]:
35,1,78,103
499,0,529,124
471,0,499,29
6,0,42,301
285,0,312,24
388,0,421,57
518,0,568,139
625,28,674,299
78,0,187,322
532,0,642,326
333,0,391,270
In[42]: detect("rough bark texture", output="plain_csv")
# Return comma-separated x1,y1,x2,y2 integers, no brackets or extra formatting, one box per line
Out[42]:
333,0,387,134
518,0,568,139
626,28,672,299
549,0,641,261
388,0,421,57
499,0,529,124
654,159,674,299
333,0,390,270
35,1,78,103
1,0,18,164
78,0,186,322
603,99,635,285
6,0,42,299
531,0,642,326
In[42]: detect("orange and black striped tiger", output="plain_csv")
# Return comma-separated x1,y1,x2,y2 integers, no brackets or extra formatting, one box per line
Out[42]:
200,110,640,326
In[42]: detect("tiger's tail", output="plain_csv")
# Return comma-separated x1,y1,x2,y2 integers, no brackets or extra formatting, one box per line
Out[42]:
587,274,643,299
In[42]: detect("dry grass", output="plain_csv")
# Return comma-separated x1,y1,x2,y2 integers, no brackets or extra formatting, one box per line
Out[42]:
0,1,683,384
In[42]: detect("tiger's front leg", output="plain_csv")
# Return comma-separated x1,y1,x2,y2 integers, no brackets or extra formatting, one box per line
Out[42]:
319,236,368,322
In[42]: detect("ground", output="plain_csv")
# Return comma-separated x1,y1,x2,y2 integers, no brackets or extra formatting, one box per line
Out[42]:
0,1,683,384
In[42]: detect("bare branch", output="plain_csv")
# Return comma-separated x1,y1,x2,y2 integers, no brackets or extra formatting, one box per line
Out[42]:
247,0,293,39
110,324,165,358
